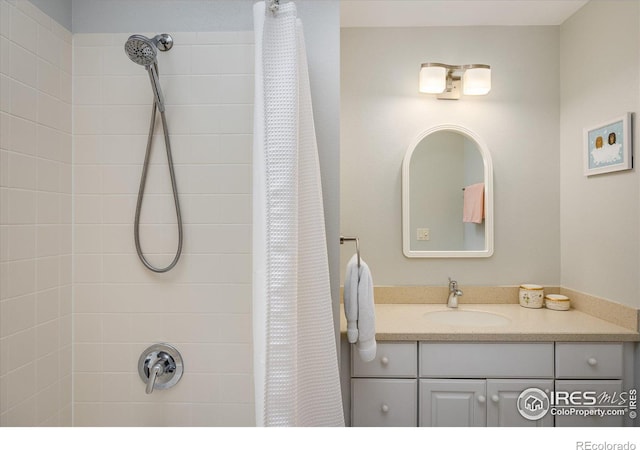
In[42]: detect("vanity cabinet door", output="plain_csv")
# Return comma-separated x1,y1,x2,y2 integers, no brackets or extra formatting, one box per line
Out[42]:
486,379,554,427
419,379,487,427
554,380,625,427
351,379,417,427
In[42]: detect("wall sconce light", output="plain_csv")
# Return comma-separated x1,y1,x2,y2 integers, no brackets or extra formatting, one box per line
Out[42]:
419,63,491,100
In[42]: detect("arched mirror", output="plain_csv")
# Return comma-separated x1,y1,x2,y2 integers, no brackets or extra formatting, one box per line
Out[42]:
402,124,493,258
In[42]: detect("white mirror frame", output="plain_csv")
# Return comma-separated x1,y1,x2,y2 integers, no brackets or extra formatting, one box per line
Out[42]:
402,124,494,258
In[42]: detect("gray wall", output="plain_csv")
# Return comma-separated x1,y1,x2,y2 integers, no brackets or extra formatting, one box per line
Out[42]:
560,0,640,308
31,0,72,30
341,26,561,286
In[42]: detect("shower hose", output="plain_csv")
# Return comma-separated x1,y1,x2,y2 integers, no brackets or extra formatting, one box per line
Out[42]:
134,101,183,273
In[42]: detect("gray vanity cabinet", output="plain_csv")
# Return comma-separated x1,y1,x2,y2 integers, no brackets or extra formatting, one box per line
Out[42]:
350,341,632,427
419,379,487,426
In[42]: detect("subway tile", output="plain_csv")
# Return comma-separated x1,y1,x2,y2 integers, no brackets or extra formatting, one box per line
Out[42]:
36,381,60,424
5,362,36,409
74,313,102,343
4,327,35,372
0,293,35,336
74,165,101,194
190,75,253,105
179,164,251,194
101,165,139,194
59,69,71,103
36,319,60,358
102,105,151,135
73,46,103,76
73,135,101,164
10,77,37,121
36,158,60,192
73,284,102,313
10,115,36,156
36,225,59,257
38,191,61,225
37,59,59,98
74,76,102,105
99,134,146,164
7,224,35,260
73,254,101,283
37,91,61,129
73,106,103,135
9,40,37,87
159,45,191,76
0,113,10,151
37,26,60,67
0,75,11,113
8,151,36,189
36,288,58,324
73,33,116,48
37,124,62,161
6,258,35,298
102,195,135,224
36,256,59,291
73,343,103,373
184,224,251,254
102,75,150,106
36,350,59,392
192,45,253,75
9,6,38,54
74,224,102,254
101,224,133,254
72,403,102,426
74,195,102,223
7,188,36,224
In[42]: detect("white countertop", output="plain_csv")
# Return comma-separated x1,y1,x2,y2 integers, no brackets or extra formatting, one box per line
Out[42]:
339,303,639,342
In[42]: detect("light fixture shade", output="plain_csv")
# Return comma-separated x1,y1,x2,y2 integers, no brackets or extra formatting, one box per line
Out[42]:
419,65,446,94
462,66,491,95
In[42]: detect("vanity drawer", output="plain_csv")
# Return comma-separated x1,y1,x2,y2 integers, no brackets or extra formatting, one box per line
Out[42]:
352,342,417,378
420,342,553,378
351,379,417,427
555,343,623,379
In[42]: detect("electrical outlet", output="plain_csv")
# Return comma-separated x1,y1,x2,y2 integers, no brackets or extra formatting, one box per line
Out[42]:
417,228,430,241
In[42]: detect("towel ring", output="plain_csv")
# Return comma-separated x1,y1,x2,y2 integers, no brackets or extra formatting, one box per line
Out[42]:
340,236,360,269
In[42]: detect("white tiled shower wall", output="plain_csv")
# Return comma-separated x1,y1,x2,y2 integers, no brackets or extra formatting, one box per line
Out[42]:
72,31,254,426
0,0,73,426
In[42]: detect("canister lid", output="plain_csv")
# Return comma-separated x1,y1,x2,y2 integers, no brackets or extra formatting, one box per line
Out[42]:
545,294,570,301
520,284,544,290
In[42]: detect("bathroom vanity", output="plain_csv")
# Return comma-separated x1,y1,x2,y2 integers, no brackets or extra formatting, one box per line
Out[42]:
343,304,638,427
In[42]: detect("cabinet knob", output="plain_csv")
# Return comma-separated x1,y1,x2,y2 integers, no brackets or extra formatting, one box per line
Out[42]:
491,395,500,403
381,404,390,413
477,395,486,404
587,357,597,366
380,356,389,366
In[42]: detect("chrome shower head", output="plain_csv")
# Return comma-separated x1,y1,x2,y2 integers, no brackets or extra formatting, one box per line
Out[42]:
124,34,173,113
124,34,173,66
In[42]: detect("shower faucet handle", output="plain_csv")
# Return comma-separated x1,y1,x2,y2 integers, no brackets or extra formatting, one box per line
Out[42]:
138,344,183,395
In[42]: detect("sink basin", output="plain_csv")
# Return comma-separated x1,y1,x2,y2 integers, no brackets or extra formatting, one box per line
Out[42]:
423,310,511,327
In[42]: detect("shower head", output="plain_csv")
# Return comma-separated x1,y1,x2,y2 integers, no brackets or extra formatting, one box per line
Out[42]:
125,35,157,66
124,34,173,66
124,34,173,113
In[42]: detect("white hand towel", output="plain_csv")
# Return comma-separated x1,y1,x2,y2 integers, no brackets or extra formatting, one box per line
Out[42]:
355,259,376,362
343,254,359,343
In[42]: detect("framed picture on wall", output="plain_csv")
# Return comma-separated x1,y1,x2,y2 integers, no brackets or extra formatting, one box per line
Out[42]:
584,113,633,176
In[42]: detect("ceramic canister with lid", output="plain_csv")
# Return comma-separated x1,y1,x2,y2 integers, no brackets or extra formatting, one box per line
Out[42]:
519,284,544,309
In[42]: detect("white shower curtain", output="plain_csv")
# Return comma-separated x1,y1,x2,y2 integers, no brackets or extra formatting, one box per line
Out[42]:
252,1,344,427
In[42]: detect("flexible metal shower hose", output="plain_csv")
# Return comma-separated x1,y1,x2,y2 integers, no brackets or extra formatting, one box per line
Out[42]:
134,102,183,273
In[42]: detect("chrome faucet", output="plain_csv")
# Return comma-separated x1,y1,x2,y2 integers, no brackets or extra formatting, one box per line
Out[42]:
447,277,463,308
